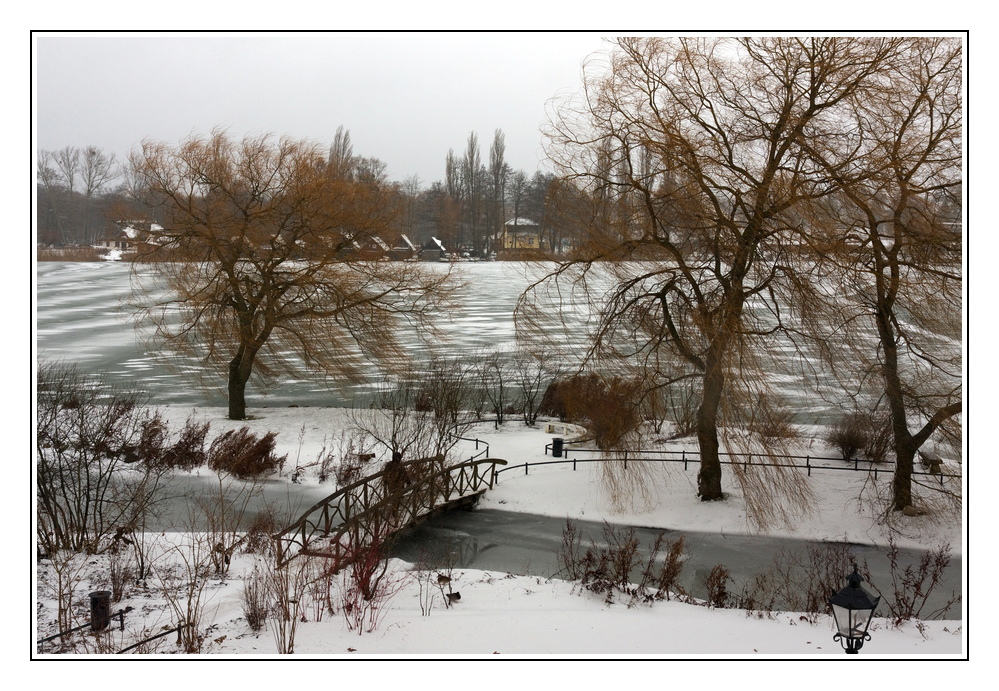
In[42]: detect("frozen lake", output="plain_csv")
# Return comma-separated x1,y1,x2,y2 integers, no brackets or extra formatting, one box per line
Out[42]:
36,260,868,424
35,261,556,408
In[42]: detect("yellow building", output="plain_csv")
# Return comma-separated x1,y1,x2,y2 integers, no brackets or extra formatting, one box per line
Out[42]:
501,217,541,249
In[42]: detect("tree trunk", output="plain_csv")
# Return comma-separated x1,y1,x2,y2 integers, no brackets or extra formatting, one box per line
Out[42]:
696,351,726,501
228,354,251,421
892,441,916,511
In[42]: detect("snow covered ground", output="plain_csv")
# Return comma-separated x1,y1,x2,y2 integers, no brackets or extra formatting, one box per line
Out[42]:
33,405,966,663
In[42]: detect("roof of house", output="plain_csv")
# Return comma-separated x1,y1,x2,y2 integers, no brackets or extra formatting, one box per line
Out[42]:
505,217,539,228
394,234,417,252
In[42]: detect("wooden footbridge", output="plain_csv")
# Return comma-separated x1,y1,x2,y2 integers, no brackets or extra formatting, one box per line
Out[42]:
272,455,507,567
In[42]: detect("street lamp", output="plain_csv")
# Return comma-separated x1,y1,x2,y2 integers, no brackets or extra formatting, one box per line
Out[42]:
829,565,881,654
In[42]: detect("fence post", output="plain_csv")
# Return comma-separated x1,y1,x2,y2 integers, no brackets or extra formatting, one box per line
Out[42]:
806,455,811,477
683,449,687,471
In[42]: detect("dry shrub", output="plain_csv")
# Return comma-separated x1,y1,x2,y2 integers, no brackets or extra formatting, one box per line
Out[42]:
207,428,287,479
265,556,310,653
107,548,135,603
738,543,857,621
37,246,104,262
241,506,279,556
154,416,210,470
556,518,585,581
826,410,892,463
877,537,960,624
542,373,642,450
746,394,798,442
636,534,687,603
826,413,870,460
701,564,732,608
864,410,893,463
336,520,406,635
241,565,269,632
158,535,214,653
558,521,688,606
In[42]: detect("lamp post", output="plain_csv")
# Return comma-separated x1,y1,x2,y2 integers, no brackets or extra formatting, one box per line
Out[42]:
829,565,880,654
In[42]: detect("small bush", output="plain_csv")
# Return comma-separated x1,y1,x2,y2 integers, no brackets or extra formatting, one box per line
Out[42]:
864,411,893,463
242,566,268,632
207,428,287,479
636,534,687,603
701,564,732,608
826,413,871,460
558,521,688,606
158,416,210,470
541,374,642,450
737,543,857,621
747,395,798,441
242,507,279,556
877,537,960,624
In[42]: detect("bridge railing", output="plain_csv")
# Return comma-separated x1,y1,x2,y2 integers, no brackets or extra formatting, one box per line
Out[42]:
273,456,507,567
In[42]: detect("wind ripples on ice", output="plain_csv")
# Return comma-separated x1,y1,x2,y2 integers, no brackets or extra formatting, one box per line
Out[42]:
36,261,886,423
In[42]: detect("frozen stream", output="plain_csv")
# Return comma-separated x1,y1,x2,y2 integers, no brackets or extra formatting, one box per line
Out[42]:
142,471,963,621
389,509,962,620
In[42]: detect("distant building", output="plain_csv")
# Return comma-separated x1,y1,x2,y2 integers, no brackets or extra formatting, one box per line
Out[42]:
420,237,447,261
389,234,418,261
101,225,141,253
100,223,163,255
501,217,541,250
354,236,391,260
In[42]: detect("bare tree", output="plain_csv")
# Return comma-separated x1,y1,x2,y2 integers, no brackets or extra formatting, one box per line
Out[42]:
527,37,903,515
37,150,70,244
35,363,174,554
474,349,515,426
463,131,483,252
488,129,509,248
127,129,455,420
80,146,118,244
347,379,436,464
514,345,562,426
55,146,80,196
800,38,963,512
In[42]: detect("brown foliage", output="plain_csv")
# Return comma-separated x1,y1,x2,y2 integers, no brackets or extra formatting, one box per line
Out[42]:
127,129,456,420
206,427,287,479
542,373,641,450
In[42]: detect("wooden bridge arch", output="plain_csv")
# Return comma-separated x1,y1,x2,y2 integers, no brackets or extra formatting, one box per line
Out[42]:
272,456,507,567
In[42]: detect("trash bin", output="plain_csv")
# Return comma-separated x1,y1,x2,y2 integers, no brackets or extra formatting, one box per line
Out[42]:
90,590,111,632
552,437,564,458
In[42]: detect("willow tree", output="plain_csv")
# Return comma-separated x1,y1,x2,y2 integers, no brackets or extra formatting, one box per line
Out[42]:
128,130,454,420
525,37,901,514
801,38,963,513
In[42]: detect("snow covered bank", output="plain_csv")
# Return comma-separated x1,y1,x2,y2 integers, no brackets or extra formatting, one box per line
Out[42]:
34,405,965,659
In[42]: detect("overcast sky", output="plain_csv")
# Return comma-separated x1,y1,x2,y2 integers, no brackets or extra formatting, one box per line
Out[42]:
34,32,615,185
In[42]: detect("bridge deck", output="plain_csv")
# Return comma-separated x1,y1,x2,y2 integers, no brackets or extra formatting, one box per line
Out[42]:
273,456,506,567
